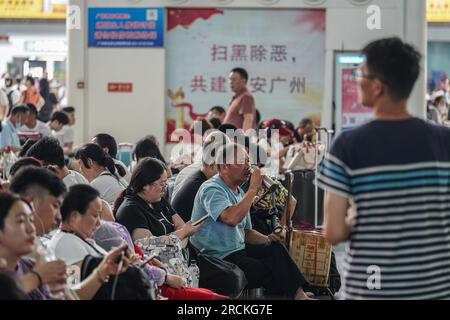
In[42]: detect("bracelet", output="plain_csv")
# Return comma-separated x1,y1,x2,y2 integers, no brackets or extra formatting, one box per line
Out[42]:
95,268,109,284
30,270,43,287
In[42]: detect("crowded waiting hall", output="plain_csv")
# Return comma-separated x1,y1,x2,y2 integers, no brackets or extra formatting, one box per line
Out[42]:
1,0,450,302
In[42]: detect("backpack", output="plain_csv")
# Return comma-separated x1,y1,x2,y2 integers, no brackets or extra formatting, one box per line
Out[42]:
188,243,247,299
80,254,155,300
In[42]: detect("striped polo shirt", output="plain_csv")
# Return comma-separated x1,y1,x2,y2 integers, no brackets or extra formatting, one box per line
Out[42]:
318,118,450,300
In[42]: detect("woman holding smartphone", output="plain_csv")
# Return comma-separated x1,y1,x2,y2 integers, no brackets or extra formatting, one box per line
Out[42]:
114,157,202,247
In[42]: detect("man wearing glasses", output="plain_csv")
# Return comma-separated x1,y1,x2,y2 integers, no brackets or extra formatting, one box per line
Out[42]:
318,37,450,300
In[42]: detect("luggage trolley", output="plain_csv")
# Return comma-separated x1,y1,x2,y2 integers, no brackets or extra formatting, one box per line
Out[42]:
285,127,340,299
313,128,334,228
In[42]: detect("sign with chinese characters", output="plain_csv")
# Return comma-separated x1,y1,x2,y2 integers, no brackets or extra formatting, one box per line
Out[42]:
0,0,67,19
88,8,164,48
341,68,372,131
427,0,450,23
108,83,133,93
25,40,67,53
166,8,326,142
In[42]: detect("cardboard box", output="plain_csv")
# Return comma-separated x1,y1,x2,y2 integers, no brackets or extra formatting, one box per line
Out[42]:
289,229,332,287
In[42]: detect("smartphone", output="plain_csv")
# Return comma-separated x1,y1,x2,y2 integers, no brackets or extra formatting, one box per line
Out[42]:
192,214,210,226
139,253,159,269
114,247,130,264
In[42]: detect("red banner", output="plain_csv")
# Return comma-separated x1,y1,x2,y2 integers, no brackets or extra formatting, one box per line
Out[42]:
341,68,371,129
108,82,133,93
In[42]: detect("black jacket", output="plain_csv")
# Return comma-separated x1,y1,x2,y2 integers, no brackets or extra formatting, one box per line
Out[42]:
116,194,177,237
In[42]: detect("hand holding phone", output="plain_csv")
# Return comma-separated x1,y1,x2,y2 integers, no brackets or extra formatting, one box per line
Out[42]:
139,253,159,269
192,214,210,226
113,245,130,264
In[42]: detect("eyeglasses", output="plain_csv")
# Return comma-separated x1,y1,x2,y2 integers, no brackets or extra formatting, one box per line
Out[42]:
152,181,168,189
353,68,390,85
354,68,376,80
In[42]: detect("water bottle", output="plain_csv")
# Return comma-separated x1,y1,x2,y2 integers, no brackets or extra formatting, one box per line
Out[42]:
37,246,68,299
188,260,200,288
2,146,18,180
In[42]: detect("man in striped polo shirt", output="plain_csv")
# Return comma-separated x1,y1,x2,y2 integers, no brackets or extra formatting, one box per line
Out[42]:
318,37,450,300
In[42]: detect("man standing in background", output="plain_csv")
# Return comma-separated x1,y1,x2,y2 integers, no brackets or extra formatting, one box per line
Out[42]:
224,68,257,133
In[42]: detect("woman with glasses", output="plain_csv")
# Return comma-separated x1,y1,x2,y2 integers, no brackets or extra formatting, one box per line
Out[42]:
114,158,234,299
114,157,200,245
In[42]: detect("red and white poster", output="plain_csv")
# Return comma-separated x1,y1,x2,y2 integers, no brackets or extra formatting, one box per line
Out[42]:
341,68,372,130
166,8,326,142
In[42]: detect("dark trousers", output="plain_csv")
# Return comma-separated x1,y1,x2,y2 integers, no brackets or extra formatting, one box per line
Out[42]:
224,242,307,299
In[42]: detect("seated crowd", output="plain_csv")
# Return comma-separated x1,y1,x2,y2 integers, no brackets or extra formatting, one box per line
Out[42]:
0,103,324,300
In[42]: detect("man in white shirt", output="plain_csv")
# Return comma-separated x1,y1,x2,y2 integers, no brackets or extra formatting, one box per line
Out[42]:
172,131,230,200
25,136,87,188
48,111,69,146
20,103,51,138
54,106,76,155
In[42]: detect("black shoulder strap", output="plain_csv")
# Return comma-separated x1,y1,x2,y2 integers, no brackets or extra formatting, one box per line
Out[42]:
99,171,127,188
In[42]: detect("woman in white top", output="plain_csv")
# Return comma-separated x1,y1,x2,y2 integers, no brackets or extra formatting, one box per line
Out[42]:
48,185,130,289
75,143,128,207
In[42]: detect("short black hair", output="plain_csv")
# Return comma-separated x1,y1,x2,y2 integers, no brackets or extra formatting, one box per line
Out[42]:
50,111,69,125
209,117,222,129
298,118,313,129
231,67,249,81
284,120,295,133
9,166,66,198
113,157,166,214
93,133,117,158
19,139,38,158
218,123,237,133
61,185,100,222
26,103,38,117
11,105,29,117
134,135,166,163
209,106,226,115
9,157,42,178
189,119,212,138
26,136,65,168
362,37,421,101
26,76,35,86
62,106,75,114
